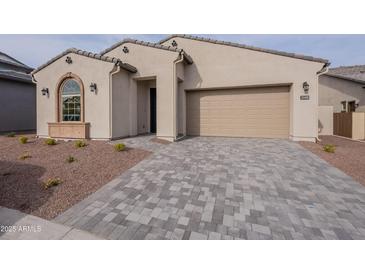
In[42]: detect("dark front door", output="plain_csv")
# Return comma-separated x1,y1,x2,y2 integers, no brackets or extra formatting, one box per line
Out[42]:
348,101,356,112
150,88,156,133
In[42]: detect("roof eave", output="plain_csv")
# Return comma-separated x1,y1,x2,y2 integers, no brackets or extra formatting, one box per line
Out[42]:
159,34,329,65
32,48,137,75
0,51,33,70
0,73,33,84
182,52,193,64
100,38,184,56
117,61,138,73
0,59,34,72
325,73,365,85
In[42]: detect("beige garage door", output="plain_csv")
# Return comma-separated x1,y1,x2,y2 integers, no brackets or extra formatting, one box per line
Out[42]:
186,86,290,139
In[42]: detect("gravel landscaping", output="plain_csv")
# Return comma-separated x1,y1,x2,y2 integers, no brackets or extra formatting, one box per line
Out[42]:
300,135,365,187
0,134,151,219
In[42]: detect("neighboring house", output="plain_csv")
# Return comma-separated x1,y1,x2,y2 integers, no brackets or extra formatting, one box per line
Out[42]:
319,65,365,112
32,35,329,142
0,51,36,133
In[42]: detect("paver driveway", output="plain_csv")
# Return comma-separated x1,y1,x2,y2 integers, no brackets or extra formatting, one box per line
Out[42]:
55,136,365,240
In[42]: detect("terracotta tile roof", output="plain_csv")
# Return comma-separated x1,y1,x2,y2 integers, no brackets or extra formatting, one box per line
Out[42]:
326,65,365,84
100,38,193,64
159,34,330,64
32,48,137,74
0,70,33,83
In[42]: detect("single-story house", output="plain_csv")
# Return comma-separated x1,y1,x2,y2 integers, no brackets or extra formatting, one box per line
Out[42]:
32,35,329,142
0,51,36,133
319,65,365,113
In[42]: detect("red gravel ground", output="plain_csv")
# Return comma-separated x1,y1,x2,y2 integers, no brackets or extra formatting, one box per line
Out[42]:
300,135,365,187
0,134,151,219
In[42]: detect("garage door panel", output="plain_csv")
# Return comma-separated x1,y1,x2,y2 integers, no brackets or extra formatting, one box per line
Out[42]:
188,97,288,106
189,123,289,130
192,116,288,121
186,86,290,139
189,104,289,110
188,128,289,138
193,119,289,126
189,109,288,116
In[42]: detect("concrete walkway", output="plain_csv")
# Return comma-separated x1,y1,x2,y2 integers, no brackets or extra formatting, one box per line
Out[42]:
55,136,365,240
0,207,101,240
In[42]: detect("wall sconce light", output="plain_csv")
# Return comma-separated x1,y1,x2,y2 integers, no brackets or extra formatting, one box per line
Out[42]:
171,40,178,47
65,56,72,64
41,88,49,96
122,46,129,53
303,81,310,94
89,83,97,92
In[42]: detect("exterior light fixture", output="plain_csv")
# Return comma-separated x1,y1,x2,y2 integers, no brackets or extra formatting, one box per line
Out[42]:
171,40,178,47
89,83,97,92
303,81,309,93
122,46,129,53
65,56,72,64
41,88,49,96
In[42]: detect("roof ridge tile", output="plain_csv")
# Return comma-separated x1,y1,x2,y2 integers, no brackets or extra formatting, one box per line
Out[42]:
99,38,182,56
32,48,137,74
158,34,329,64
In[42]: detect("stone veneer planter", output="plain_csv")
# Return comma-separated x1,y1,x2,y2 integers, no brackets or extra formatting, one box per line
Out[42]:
48,122,90,139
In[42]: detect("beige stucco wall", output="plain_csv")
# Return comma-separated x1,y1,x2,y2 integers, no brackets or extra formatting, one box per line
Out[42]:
318,106,333,135
177,82,185,135
33,53,116,139
137,81,149,134
162,37,325,142
319,75,365,112
111,70,132,139
105,43,180,141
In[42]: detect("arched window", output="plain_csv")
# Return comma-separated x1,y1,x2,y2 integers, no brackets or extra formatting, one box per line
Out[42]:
60,78,82,122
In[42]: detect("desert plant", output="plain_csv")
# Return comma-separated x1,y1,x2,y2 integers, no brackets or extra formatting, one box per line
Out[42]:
323,144,336,153
66,155,76,163
6,132,16,137
19,153,32,160
45,138,57,145
44,178,62,189
114,143,126,152
19,136,28,144
75,140,87,148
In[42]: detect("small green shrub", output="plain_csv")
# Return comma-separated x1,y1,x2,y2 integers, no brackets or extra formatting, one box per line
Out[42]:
6,132,16,137
75,140,87,148
45,138,57,145
66,155,76,163
19,136,28,144
114,143,126,152
19,153,32,160
323,144,336,153
44,178,62,189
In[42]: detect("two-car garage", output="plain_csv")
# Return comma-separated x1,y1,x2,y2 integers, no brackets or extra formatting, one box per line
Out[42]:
186,85,290,139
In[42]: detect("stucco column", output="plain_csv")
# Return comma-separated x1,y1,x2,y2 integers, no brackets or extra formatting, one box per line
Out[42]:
129,79,138,136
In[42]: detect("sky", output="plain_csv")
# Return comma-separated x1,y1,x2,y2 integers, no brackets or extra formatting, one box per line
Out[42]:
0,34,364,69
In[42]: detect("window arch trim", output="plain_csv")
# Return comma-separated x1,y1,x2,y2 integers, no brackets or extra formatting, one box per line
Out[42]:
56,73,85,123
